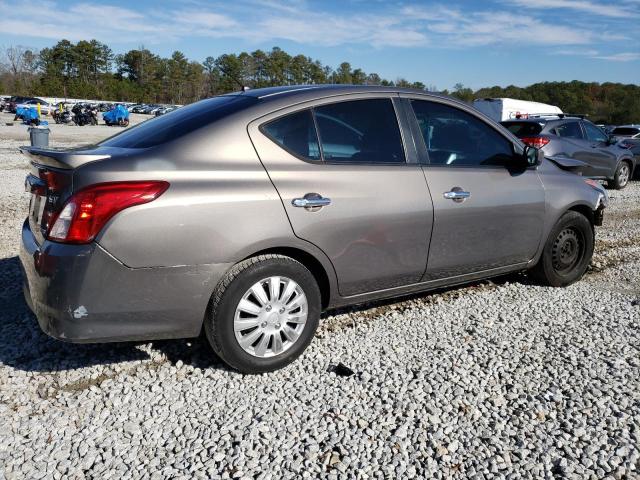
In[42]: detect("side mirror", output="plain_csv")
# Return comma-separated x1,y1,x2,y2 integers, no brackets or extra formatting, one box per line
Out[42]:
606,135,618,146
523,145,542,168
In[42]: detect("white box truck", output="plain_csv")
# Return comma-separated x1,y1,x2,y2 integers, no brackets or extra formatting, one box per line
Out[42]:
472,98,563,122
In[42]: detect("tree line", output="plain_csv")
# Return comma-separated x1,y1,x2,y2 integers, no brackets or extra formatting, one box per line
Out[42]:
1,40,638,123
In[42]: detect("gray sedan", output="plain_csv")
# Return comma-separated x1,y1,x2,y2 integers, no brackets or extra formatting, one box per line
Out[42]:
20,85,608,373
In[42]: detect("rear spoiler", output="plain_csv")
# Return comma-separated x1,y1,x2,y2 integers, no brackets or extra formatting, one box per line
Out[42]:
19,146,110,170
545,155,588,174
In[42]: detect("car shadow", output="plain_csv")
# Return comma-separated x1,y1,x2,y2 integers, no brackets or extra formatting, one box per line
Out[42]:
1,253,531,373
0,255,227,373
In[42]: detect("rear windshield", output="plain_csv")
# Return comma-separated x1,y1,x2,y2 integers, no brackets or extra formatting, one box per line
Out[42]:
500,121,543,137
99,95,258,148
611,127,640,136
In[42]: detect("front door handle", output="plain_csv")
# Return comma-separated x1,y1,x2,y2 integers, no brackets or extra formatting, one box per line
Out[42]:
292,193,331,209
443,188,471,202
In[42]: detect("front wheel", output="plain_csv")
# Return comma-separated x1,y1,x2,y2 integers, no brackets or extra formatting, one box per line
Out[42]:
205,254,321,373
529,211,594,287
610,161,631,190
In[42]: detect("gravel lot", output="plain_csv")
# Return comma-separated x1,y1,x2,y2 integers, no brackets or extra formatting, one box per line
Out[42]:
0,113,638,479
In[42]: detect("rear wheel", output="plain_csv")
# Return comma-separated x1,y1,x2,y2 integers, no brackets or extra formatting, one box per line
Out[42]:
205,254,321,373
529,211,594,287
610,161,631,190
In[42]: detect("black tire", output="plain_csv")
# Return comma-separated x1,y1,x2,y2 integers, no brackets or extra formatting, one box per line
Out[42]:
529,211,594,287
205,254,321,374
610,161,632,190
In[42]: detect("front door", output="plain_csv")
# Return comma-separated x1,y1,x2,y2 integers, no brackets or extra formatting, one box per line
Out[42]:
249,95,434,296
576,121,617,178
403,96,546,280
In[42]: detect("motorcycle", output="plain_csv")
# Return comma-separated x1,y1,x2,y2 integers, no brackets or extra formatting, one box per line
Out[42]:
72,104,98,126
52,107,73,124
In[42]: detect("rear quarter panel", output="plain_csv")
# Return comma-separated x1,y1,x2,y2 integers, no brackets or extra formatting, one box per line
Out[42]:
74,119,299,269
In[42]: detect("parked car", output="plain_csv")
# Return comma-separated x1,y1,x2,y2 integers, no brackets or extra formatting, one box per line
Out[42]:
501,115,635,189
16,98,51,115
20,85,608,373
7,96,37,113
619,138,640,178
610,125,640,140
155,106,176,116
130,104,148,113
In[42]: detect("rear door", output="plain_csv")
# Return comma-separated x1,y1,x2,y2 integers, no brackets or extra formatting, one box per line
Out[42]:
402,96,545,280
249,95,434,297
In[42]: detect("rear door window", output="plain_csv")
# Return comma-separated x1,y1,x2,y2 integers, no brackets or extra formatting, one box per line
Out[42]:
314,99,406,164
262,109,320,160
554,121,584,139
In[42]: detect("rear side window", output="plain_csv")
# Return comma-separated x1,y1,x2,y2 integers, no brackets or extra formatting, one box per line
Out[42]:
583,122,608,143
100,95,257,148
554,122,584,139
500,121,542,137
413,100,514,167
262,109,320,160
314,99,406,164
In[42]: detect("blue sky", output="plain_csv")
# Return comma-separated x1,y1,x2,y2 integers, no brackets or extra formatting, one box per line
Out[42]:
0,0,638,90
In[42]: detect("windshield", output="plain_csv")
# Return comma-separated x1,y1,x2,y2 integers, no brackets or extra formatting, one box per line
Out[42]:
99,95,258,149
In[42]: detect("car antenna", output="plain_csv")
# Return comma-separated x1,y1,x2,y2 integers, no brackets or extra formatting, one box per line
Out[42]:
216,65,250,92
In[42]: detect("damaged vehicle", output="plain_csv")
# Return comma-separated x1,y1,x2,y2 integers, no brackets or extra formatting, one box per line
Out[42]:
501,115,635,189
20,85,608,373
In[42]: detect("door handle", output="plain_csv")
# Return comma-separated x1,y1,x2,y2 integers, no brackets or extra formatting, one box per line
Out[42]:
292,194,331,208
443,189,471,202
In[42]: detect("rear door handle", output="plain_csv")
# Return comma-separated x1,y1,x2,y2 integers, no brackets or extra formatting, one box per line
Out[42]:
292,194,331,208
443,189,471,202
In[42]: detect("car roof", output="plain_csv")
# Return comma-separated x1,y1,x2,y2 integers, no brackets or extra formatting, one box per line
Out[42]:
232,84,453,103
501,116,585,124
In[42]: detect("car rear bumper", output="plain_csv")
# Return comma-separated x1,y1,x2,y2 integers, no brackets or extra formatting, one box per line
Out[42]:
19,219,230,343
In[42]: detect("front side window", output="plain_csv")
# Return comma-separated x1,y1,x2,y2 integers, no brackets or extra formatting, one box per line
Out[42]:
262,109,320,160
583,122,608,143
555,121,584,139
411,100,514,167
314,99,406,164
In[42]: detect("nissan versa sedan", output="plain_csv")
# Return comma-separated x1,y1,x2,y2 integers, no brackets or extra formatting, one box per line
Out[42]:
20,85,609,373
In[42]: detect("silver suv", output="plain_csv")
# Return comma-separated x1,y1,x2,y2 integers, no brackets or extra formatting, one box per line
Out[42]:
501,115,635,189
20,86,608,373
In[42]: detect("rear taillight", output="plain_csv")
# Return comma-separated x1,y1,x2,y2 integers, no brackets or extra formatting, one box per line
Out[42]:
47,181,169,244
520,136,550,149
40,169,68,192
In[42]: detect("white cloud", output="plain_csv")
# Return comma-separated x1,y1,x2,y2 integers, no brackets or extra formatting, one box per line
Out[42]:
403,6,594,46
0,0,636,56
506,0,640,18
592,52,640,62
